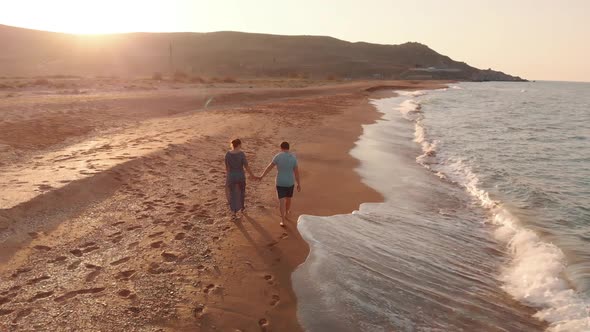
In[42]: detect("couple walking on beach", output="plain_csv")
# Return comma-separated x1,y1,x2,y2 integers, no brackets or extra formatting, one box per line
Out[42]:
225,139,301,226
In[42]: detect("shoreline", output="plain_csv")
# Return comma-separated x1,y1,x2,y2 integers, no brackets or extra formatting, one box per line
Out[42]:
207,92,385,332
288,83,551,332
0,80,449,331
207,82,449,331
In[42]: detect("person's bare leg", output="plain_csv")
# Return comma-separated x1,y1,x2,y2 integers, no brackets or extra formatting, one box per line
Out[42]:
279,198,286,226
285,197,292,217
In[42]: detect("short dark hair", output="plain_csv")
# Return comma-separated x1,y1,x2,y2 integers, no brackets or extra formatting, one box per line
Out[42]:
280,141,290,150
231,138,242,148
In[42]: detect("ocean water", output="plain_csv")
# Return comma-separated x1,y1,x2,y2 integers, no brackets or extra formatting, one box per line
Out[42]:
293,82,590,332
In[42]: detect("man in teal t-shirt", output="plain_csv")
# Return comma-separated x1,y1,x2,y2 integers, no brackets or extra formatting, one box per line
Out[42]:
258,141,301,226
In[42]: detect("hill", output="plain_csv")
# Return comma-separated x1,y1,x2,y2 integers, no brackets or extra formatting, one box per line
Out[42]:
0,24,525,81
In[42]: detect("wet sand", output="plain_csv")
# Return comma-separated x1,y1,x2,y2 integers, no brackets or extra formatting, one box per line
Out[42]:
0,79,447,331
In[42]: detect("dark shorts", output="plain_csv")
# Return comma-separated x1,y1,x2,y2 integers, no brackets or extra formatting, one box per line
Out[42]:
276,185,294,199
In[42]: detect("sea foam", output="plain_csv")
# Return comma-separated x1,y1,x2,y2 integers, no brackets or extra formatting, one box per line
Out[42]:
396,91,590,332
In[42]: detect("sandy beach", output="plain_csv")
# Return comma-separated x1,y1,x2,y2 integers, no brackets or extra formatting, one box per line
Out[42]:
0,78,447,331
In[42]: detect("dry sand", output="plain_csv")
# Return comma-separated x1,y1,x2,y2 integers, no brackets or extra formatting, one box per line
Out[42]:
0,79,447,331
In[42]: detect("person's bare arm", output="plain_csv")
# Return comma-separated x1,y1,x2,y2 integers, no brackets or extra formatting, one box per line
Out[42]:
294,165,301,192
244,164,255,178
259,162,275,179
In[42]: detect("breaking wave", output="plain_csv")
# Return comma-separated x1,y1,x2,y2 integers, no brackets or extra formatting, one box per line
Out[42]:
398,91,590,332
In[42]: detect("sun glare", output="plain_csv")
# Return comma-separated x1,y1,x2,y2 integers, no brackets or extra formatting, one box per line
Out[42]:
4,0,168,34
61,1,155,34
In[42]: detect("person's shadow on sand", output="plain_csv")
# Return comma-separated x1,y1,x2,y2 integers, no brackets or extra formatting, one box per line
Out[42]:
234,214,291,267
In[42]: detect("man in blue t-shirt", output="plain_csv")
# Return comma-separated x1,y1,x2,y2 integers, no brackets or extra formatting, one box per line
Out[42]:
258,141,301,226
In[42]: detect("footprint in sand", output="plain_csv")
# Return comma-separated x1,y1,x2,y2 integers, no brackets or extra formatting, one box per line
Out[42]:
147,263,174,274
115,270,136,281
148,231,165,238
150,241,164,248
161,252,179,262
110,257,131,266
48,256,67,264
0,309,15,316
202,284,216,294
12,307,33,323
127,306,141,315
70,249,83,257
33,245,52,251
54,288,106,302
84,265,102,283
36,184,54,192
26,275,51,285
174,233,186,241
270,295,280,306
152,218,165,225
108,231,122,239
264,275,275,285
117,289,133,298
111,235,124,244
28,291,54,302
81,245,100,254
85,270,101,283
193,303,206,319
259,318,270,330
67,260,81,270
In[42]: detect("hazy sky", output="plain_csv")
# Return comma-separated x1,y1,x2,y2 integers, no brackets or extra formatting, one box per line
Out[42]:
1,0,589,81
